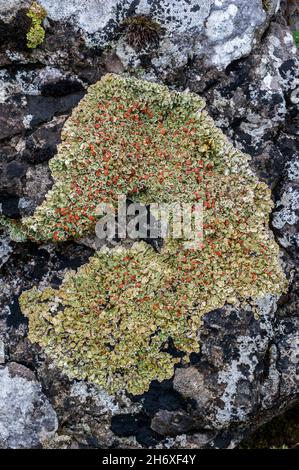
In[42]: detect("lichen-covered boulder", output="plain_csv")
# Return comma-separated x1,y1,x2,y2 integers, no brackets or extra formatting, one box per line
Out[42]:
272,155,299,257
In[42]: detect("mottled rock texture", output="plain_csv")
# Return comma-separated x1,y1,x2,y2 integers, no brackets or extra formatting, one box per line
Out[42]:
0,0,298,449
0,363,58,448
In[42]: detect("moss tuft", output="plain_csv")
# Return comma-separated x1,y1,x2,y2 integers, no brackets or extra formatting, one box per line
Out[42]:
19,74,286,394
121,15,162,51
26,2,47,49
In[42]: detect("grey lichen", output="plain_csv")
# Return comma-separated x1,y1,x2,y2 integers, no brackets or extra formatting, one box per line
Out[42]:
26,2,47,49
262,0,271,12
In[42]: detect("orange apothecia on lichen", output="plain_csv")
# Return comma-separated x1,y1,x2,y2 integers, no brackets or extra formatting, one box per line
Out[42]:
19,74,286,395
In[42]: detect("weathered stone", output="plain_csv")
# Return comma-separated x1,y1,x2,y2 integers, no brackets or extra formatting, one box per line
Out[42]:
0,102,25,140
0,1,278,74
0,0,298,451
189,22,299,187
150,296,298,447
0,363,58,448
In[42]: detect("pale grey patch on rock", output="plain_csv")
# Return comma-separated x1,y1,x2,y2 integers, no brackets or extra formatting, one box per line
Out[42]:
206,22,299,156
276,319,299,398
25,164,53,207
33,1,270,71
116,39,142,69
22,114,33,129
70,381,120,415
286,155,299,181
18,197,37,217
0,67,80,103
260,343,281,408
39,0,119,37
0,363,58,449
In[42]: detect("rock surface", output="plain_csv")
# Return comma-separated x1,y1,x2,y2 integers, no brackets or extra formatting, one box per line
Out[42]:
0,363,58,448
0,0,298,449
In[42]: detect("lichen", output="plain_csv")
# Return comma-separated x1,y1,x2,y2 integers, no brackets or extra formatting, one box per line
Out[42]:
19,74,286,394
0,216,27,242
26,2,47,49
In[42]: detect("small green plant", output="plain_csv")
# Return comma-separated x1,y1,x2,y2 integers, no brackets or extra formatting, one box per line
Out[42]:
262,0,270,12
293,30,299,48
26,2,47,49
122,15,162,51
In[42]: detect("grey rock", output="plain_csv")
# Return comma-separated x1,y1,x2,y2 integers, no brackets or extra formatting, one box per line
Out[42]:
0,1,277,74
0,102,25,140
24,164,53,210
23,115,67,164
36,0,272,70
0,67,84,216
272,155,299,255
281,0,299,30
0,232,12,268
150,296,299,447
0,363,58,448
188,22,299,186
0,340,5,364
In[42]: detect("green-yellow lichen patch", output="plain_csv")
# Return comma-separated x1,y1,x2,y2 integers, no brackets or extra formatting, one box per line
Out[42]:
19,74,286,394
26,2,47,49
293,30,299,48
20,244,183,395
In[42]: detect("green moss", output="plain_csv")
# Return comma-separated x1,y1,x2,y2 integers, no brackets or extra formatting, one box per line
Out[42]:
26,2,47,49
293,30,299,48
262,0,270,12
19,74,286,394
